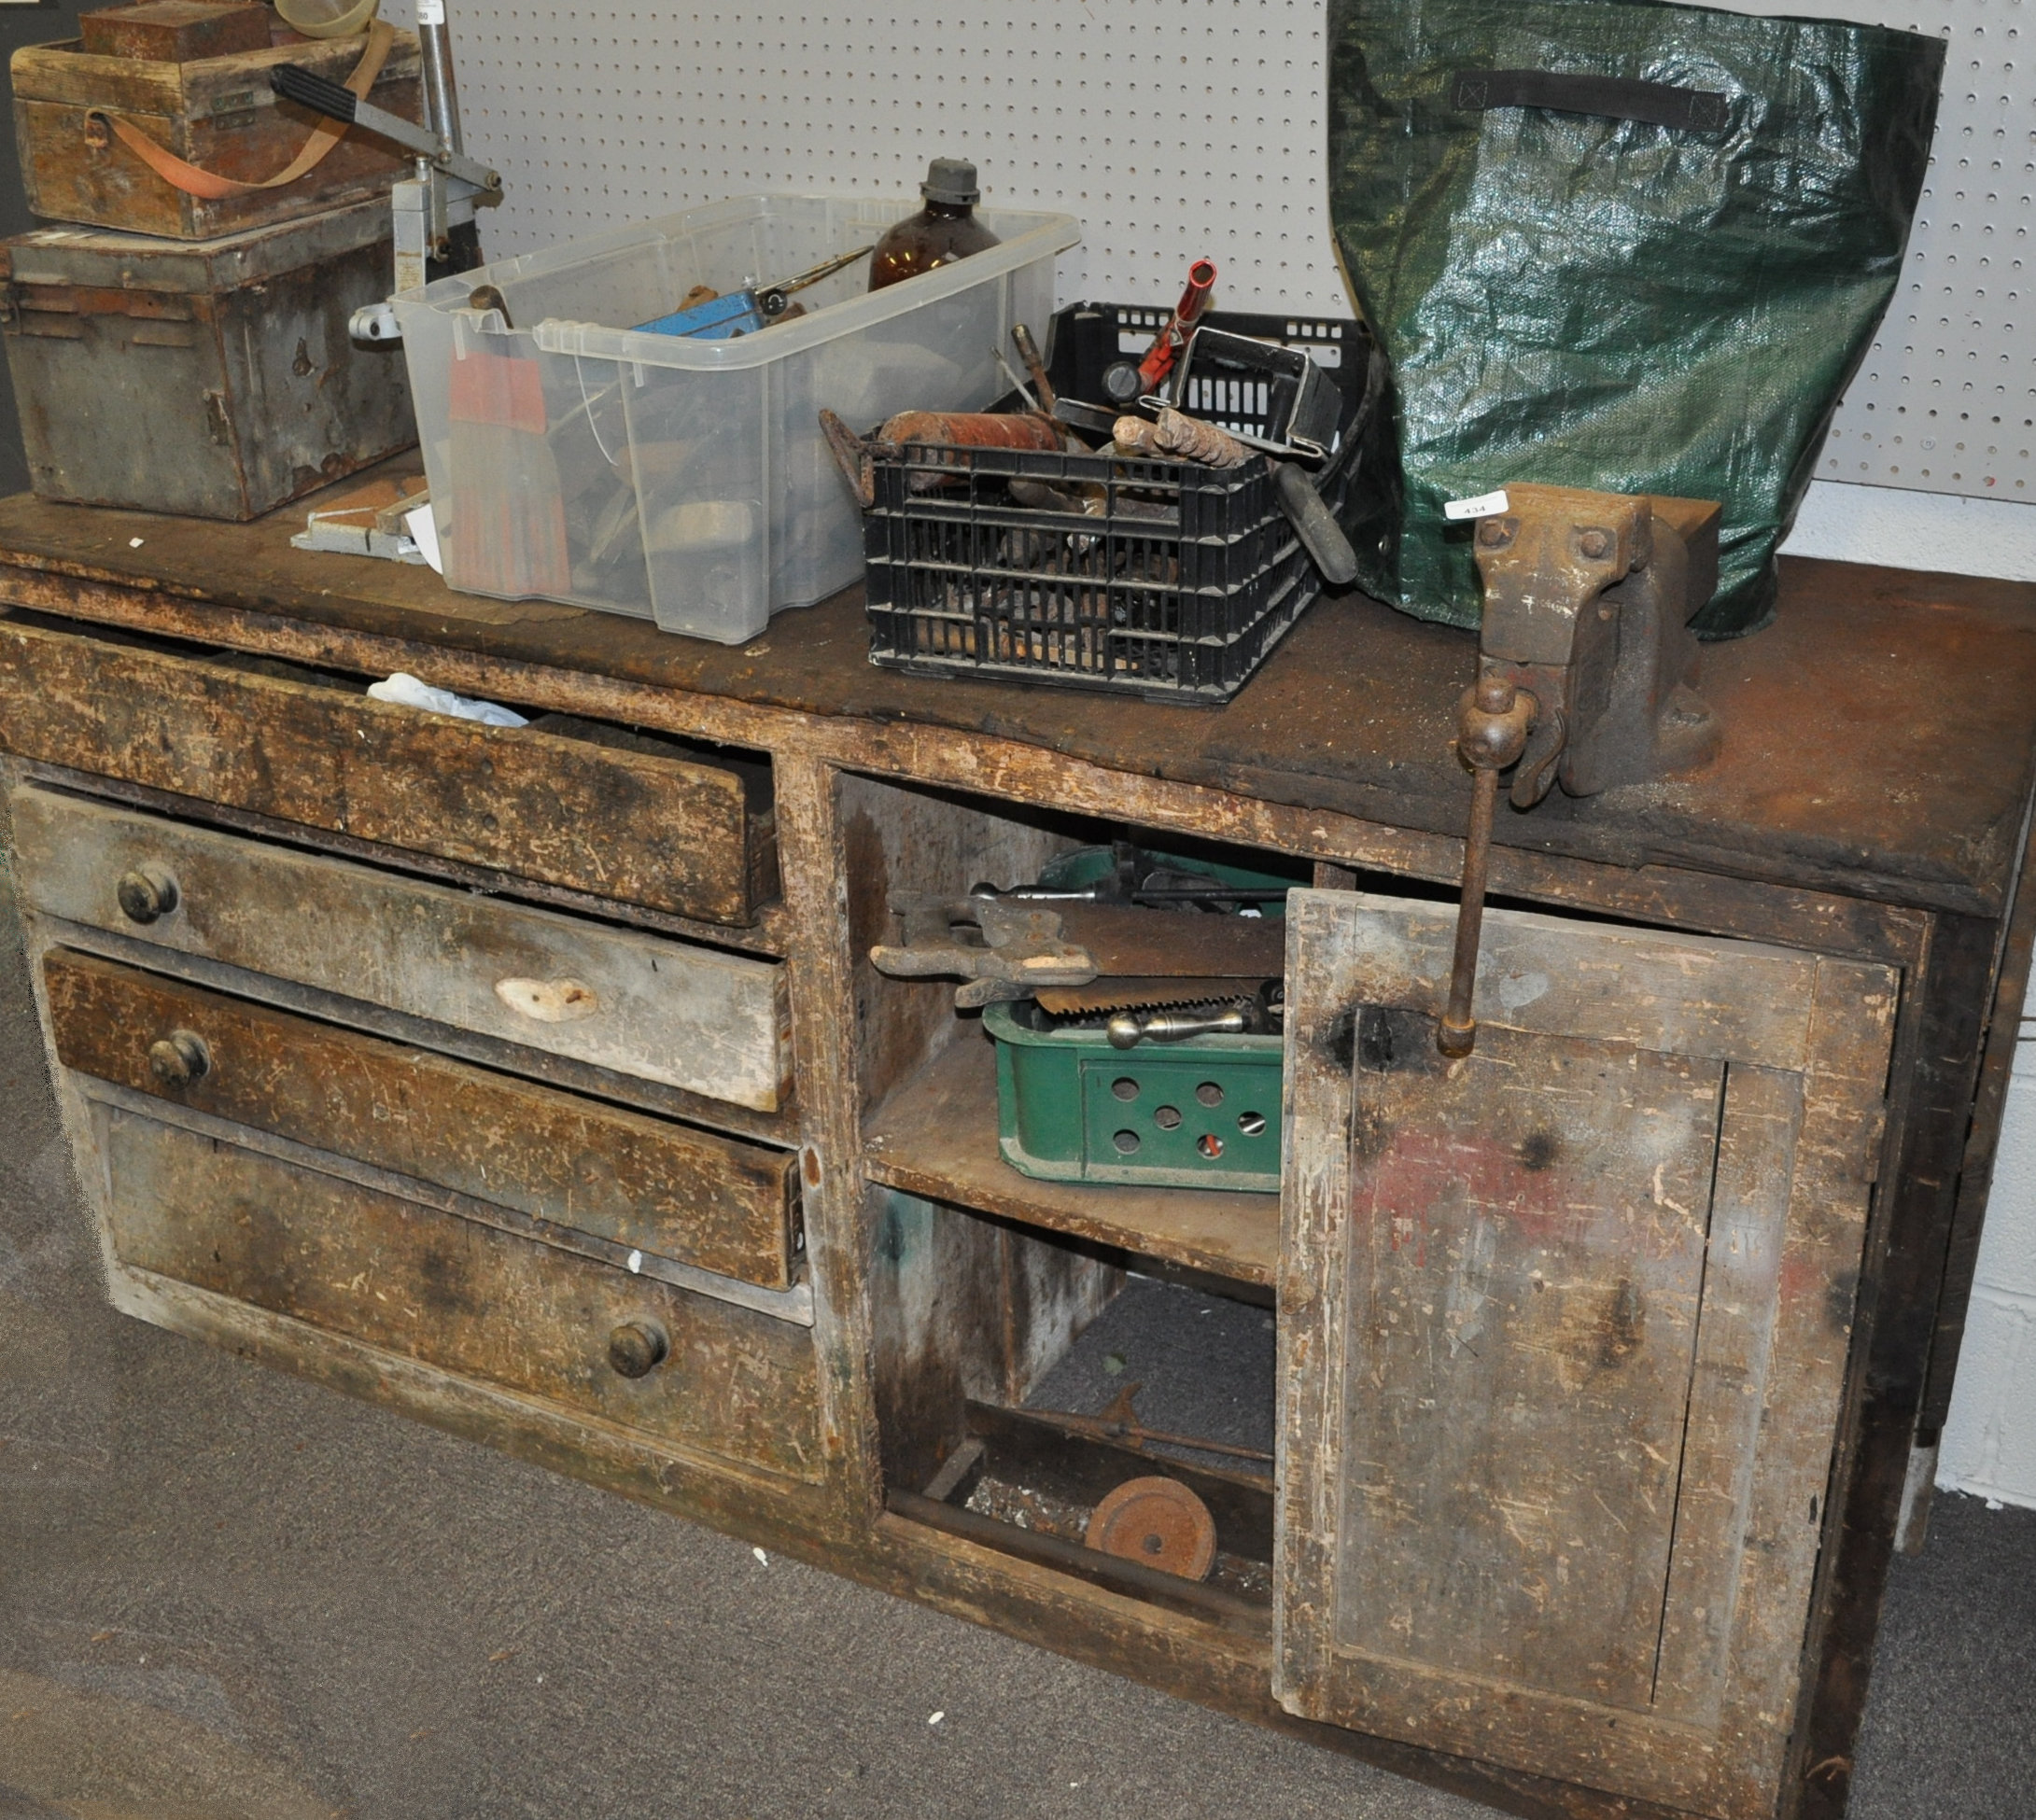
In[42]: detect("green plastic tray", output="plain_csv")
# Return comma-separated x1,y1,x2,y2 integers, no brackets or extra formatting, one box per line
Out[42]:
986,1000,1283,1194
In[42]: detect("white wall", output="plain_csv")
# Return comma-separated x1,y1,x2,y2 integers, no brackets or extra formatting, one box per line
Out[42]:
1935,984,2036,1507
1782,484,2036,582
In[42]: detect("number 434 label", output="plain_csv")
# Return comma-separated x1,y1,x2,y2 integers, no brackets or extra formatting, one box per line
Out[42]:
1443,489,1510,521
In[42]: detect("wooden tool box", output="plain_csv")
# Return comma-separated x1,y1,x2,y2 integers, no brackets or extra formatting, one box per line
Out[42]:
10,24,422,241
0,482,2030,1820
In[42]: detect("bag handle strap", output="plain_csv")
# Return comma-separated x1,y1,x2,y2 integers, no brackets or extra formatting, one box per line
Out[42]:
91,20,397,202
1453,69,1728,133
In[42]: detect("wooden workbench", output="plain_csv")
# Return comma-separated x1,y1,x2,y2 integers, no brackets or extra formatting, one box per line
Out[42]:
1,480,2030,1820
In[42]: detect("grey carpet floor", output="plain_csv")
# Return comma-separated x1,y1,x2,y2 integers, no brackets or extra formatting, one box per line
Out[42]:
2,880,2030,1820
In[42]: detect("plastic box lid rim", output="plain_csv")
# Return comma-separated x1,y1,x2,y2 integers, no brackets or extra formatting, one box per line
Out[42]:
392,192,1080,373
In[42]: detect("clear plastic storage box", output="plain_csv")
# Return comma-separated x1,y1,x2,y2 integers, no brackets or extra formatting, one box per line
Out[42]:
393,194,1079,644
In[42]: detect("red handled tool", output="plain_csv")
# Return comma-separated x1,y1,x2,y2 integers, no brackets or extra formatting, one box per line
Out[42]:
1102,258,1217,403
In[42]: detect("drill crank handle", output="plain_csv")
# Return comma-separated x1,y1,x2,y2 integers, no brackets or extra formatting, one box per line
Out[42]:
268,63,500,196
754,245,874,316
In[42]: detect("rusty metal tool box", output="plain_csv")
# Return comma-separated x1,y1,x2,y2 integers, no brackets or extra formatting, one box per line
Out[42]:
0,197,414,520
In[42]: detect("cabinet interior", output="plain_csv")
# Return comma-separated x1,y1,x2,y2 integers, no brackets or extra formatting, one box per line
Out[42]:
848,770,1317,1625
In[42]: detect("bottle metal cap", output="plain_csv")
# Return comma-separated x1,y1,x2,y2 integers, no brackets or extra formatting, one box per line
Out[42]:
921,158,980,205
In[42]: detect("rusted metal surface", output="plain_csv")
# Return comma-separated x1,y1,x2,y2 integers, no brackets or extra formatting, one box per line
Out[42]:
10,32,422,240
1085,1475,1219,1582
0,202,414,521
43,948,803,1289
95,1102,825,1480
1439,674,1536,1057
11,785,793,1113
1467,485,1721,809
1440,486,1725,1058
1277,889,1896,1819
0,614,776,925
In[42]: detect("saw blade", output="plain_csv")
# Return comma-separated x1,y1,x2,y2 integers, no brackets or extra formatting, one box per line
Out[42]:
1046,903,1285,978
1034,976,1271,1015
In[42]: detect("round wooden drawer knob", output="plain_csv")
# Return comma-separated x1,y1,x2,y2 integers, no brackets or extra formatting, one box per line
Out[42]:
147,1029,210,1089
607,1321,668,1379
116,865,180,925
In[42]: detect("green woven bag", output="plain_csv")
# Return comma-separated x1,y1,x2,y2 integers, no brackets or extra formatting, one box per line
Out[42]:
1328,0,1943,637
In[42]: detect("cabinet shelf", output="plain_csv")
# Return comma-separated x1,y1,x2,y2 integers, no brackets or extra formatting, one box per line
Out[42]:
863,1028,1279,1286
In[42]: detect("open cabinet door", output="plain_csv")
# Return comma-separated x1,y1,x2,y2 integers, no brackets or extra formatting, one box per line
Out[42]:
1275,890,1895,1820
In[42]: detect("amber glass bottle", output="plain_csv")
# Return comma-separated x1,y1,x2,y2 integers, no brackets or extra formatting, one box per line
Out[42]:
868,159,1001,291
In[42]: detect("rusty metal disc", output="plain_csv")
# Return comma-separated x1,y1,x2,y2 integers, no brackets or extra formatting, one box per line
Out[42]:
1084,1476,1217,1582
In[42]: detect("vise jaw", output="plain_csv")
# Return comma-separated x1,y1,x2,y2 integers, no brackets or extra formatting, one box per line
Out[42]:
1469,483,1722,808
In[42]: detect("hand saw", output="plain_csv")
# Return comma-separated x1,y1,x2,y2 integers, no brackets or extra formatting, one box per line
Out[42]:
869,896,1285,1010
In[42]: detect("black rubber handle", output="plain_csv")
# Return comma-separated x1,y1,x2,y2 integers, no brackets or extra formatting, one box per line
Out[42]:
269,63,358,125
1452,69,1728,133
1273,462,1359,588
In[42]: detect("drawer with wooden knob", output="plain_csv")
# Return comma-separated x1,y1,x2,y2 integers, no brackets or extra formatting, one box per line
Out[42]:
43,949,804,1292
0,613,778,927
9,784,793,1114
91,1100,825,1482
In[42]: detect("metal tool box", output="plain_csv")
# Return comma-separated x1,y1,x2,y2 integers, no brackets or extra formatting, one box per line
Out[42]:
0,196,414,520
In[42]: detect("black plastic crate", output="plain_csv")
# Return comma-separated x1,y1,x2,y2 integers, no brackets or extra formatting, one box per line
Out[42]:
862,303,1384,706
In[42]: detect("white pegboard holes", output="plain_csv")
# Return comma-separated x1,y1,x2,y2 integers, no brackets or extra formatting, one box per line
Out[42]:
440,2,1352,322
1760,0,2033,497
441,0,2029,503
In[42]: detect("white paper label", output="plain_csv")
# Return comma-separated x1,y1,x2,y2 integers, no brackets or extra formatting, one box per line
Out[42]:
403,503,442,574
1443,488,1510,521
415,0,447,22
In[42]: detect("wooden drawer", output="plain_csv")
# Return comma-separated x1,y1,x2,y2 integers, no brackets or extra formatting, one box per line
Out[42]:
45,950,802,1291
10,786,792,1113
0,614,776,925
92,1102,824,1481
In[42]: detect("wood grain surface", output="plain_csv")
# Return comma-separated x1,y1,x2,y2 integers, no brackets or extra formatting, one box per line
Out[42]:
1,480,2031,916
97,1103,823,1480
10,35,422,242
10,785,792,1112
45,948,801,1289
1275,889,1898,1819
864,1031,1278,1286
0,615,773,925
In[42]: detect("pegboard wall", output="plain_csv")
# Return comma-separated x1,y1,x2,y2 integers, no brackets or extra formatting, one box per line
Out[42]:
1737,0,2033,502
382,0,2033,504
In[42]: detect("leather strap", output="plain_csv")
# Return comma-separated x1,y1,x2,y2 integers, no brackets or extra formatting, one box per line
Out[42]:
1452,68,1729,133
93,20,396,202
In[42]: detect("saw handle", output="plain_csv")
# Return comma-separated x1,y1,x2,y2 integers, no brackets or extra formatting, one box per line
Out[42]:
1106,1007,1249,1049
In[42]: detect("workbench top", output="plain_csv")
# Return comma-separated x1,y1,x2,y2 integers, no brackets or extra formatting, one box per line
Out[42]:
2,481,2030,917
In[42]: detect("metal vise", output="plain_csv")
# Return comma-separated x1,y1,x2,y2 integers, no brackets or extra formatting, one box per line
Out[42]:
1439,484,1723,1057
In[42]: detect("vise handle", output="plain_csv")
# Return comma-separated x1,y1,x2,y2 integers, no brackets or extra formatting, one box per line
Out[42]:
1439,674,1538,1059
